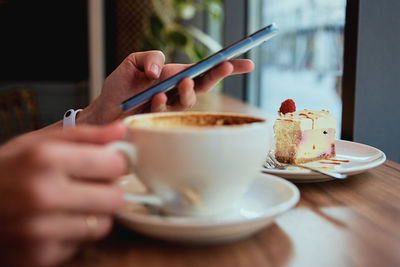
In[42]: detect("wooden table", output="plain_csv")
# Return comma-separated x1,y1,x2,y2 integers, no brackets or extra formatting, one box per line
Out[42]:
65,93,400,267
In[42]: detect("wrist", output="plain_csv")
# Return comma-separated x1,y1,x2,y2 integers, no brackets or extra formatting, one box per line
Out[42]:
75,106,94,125
75,99,100,125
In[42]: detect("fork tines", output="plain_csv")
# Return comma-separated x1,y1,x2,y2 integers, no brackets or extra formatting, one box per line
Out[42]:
265,152,280,169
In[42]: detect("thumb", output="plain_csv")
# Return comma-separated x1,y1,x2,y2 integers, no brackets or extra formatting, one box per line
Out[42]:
124,51,166,79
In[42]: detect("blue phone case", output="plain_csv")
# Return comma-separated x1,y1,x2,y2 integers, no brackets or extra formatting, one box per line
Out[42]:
120,23,278,112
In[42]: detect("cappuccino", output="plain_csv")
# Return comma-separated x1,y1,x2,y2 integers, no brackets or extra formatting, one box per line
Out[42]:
127,112,265,129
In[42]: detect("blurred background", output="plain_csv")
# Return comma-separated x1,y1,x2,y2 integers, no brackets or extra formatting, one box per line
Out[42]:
259,0,345,137
0,0,224,137
0,0,399,162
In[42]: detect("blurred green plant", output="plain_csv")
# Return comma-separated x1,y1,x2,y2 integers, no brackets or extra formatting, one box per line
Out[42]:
142,0,223,63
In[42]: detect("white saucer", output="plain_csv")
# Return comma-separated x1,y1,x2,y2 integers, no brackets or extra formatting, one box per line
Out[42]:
116,173,299,244
262,140,386,182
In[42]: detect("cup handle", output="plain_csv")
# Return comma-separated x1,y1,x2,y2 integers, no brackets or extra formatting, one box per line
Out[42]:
107,141,137,166
107,141,163,207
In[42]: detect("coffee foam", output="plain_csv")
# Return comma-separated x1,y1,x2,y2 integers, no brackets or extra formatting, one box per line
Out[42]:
128,113,265,128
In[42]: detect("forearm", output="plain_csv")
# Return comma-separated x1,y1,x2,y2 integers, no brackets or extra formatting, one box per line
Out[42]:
37,99,101,132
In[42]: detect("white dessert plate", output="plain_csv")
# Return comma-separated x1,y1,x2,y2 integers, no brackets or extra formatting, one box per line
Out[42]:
116,173,299,244
262,139,386,182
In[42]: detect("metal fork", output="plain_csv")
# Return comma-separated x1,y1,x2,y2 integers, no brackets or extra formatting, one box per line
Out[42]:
264,152,347,179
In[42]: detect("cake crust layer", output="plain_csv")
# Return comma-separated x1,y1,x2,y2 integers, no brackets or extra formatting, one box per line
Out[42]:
275,148,336,164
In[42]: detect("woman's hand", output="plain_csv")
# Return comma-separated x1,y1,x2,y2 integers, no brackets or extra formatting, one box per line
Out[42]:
79,50,254,124
0,123,127,266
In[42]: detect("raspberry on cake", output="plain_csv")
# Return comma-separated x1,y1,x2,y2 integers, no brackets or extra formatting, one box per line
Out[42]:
273,99,336,164
279,99,296,114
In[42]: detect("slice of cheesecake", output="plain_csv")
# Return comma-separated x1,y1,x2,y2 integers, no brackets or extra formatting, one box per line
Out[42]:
273,100,336,164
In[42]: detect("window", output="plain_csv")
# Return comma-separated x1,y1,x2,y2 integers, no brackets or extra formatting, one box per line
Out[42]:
249,0,346,137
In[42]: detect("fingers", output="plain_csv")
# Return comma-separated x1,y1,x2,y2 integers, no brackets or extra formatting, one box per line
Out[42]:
150,78,196,112
61,122,126,144
16,171,123,215
61,182,124,213
30,141,127,180
126,50,166,79
193,61,234,94
177,78,196,108
150,58,254,111
193,59,254,94
2,214,112,242
150,92,168,112
33,122,126,145
29,214,113,241
50,214,112,241
229,59,255,74
13,142,126,214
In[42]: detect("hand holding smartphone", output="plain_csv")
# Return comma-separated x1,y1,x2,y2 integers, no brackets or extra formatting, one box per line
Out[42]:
120,23,279,112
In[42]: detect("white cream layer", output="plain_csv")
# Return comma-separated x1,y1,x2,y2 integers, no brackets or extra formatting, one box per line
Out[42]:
276,109,336,130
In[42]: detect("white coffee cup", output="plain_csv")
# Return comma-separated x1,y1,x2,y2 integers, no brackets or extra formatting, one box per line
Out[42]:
110,111,272,217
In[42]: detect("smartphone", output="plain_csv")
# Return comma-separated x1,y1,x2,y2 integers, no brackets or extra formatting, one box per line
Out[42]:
120,23,279,112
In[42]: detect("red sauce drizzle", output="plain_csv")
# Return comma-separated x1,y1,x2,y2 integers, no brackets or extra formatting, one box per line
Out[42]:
299,113,315,129
327,159,350,163
320,161,341,165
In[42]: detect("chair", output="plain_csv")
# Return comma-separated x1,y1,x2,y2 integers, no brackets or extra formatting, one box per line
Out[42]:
0,87,41,143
